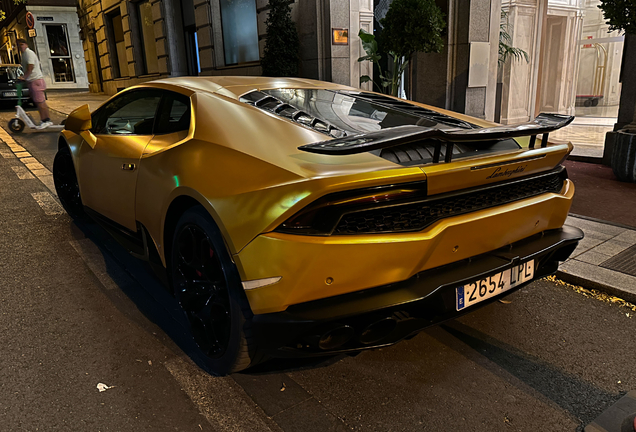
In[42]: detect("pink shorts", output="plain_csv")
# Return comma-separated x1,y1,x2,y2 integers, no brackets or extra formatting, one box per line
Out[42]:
28,79,46,103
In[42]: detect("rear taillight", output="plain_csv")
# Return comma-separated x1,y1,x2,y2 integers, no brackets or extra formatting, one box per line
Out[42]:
276,181,428,235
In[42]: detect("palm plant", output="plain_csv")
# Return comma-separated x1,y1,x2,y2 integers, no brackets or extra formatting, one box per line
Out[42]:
499,10,529,66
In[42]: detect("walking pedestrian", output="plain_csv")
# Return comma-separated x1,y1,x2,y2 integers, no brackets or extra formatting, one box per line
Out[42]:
17,39,52,129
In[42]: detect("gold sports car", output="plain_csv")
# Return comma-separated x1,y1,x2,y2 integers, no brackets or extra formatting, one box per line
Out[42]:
54,77,583,375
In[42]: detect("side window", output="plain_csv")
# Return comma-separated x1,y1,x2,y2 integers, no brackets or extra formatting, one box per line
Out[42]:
155,92,191,135
92,90,162,135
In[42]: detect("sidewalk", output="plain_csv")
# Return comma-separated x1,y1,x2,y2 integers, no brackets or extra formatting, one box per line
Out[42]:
559,216,636,304
45,90,636,306
46,91,110,116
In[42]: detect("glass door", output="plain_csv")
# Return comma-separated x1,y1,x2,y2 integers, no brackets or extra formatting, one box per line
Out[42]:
45,24,75,83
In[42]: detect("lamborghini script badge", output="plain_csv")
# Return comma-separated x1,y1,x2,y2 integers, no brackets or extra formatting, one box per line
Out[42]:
486,165,527,179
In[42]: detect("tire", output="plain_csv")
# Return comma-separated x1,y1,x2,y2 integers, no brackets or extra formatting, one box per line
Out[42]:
8,118,24,133
53,146,85,219
170,206,261,375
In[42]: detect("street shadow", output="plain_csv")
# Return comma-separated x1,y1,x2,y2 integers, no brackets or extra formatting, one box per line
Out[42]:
67,217,207,364
432,320,621,430
65,216,346,376
241,353,353,376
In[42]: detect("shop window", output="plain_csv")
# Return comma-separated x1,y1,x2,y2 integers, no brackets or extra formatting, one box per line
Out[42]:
137,0,158,74
219,0,259,65
107,11,128,78
45,25,75,83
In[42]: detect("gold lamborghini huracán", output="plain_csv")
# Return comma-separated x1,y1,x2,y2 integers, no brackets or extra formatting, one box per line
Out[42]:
54,77,583,375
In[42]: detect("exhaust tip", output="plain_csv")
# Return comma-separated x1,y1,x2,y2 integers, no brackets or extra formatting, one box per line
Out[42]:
360,317,397,345
318,325,354,350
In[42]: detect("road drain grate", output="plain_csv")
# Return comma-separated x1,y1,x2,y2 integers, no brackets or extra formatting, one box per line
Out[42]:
600,244,636,277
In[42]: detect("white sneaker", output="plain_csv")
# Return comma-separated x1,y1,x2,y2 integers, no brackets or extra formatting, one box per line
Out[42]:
36,120,54,129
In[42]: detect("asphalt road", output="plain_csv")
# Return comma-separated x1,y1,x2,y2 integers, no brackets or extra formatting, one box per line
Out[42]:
1,105,635,432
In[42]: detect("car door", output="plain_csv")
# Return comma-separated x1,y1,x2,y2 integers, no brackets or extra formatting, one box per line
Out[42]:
78,89,162,230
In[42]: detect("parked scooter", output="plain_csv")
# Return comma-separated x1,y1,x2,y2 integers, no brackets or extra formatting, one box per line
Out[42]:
7,82,64,133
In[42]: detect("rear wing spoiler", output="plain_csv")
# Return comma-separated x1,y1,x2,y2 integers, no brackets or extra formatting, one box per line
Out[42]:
298,113,574,163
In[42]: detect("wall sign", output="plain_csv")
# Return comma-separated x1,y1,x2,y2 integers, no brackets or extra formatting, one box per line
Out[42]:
37,16,54,21
28,29,37,38
332,28,349,45
25,12,35,29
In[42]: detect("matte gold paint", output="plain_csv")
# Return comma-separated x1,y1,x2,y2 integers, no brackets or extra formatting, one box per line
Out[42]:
61,77,576,316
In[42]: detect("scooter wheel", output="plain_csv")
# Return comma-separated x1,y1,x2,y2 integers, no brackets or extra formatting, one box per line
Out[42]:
8,118,25,133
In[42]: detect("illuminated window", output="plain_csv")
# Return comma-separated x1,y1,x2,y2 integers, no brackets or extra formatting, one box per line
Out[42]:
45,25,75,83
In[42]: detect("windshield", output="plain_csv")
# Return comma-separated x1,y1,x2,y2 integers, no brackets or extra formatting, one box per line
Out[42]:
0,66,24,84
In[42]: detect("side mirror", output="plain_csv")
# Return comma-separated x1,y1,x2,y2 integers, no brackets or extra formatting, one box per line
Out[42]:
64,104,92,134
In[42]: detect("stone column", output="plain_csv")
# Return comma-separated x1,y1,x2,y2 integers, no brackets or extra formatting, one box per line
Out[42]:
329,0,350,85
412,0,502,121
162,0,188,76
349,0,373,91
194,0,215,74
499,0,546,124
298,0,368,86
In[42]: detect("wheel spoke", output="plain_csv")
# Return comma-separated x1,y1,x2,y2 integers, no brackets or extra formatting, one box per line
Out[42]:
173,222,231,359
53,150,83,217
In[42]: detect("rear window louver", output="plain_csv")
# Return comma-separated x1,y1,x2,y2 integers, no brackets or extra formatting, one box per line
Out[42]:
240,92,347,138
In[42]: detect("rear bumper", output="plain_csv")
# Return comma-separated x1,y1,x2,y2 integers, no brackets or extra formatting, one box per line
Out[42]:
251,225,583,358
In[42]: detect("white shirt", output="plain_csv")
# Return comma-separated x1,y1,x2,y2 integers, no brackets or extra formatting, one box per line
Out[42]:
21,48,44,82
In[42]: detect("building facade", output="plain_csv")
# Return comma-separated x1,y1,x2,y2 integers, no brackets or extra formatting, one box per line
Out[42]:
0,0,89,90
498,0,624,124
75,0,375,95
2,0,622,127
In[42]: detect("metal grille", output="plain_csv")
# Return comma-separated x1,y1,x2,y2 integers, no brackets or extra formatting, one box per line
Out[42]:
333,173,564,234
600,244,636,277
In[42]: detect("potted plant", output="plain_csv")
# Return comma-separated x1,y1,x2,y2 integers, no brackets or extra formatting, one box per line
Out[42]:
598,0,636,182
261,0,299,77
358,0,445,98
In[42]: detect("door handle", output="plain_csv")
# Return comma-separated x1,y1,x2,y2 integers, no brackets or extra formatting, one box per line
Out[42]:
122,163,136,171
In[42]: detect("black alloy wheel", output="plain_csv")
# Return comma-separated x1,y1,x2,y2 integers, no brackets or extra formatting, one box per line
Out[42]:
171,207,256,374
53,146,85,219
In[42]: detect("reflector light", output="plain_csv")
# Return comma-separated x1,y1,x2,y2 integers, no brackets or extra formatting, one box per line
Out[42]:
242,277,282,290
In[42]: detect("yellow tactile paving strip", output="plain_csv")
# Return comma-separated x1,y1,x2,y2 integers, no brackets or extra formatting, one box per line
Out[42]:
0,127,56,195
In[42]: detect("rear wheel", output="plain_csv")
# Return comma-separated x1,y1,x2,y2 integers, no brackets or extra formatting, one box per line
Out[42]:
53,146,85,219
8,118,24,133
170,206,259,375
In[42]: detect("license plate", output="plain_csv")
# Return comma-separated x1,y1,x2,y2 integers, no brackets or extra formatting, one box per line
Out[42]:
456,260,534,311
3,91,17,97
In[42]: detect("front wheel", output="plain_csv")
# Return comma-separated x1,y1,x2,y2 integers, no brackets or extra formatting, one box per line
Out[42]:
8,118,24,133
53,146,85,219
170,207,261,375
